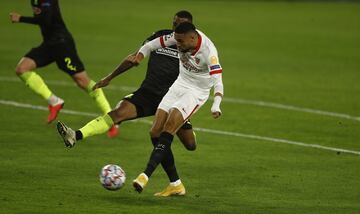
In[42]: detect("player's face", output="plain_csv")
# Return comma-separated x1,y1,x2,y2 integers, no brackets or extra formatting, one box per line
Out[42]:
175,33,196,53
32,6,41,15
172,16,191,30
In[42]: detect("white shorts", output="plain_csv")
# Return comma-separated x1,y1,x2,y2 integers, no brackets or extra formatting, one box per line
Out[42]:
158,81,209,120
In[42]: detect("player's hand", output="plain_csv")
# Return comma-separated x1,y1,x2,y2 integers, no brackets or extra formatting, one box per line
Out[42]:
93,77,111,90
211,95,222,119
211,103,222,119
9,12,21,23
211,110,222,119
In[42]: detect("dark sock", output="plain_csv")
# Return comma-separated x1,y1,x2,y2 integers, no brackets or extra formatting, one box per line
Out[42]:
75,130,83,140
151,137,159,147
150,137,179,182
162,150,179,182
144,132,174,177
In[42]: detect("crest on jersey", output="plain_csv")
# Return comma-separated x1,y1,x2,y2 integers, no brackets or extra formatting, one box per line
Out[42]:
195,57,200,64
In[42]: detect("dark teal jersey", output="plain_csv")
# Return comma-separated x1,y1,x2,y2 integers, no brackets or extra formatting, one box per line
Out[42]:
20,0,73,44
140,29,179,97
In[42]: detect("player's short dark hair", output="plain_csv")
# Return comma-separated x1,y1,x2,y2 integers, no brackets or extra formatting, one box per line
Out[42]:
31,0,40,7
175,10,193,22
175,22,196,34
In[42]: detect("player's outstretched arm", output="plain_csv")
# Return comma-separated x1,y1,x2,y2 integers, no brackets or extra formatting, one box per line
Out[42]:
207,49,224,119
138,33,176,58
9,11,41,25
92,53,137,90
210,73,224,119
10,3,53,25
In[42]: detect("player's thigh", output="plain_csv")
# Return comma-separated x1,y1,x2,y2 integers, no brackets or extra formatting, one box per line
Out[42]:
123,88,161,118
53,39,85,76
163,108,187,135
157,84,184,115
109,100,137,124
71,71,91,89
150,109,169,137
17,44,54,74
172,92,203,121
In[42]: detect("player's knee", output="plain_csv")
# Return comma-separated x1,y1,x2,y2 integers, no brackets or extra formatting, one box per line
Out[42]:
75,78,88,89
76,81,87,90
181,136,196,151
110,106,133,124
108,110,123,124
186,143,196,151
15,65,29,75
150,127,161,138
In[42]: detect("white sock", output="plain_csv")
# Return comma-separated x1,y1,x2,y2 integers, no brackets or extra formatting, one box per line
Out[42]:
170,179,181,186
48,94,64,106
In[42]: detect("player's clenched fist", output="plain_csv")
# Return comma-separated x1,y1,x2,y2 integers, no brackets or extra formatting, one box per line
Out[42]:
9,12,21,23
93,77,111,90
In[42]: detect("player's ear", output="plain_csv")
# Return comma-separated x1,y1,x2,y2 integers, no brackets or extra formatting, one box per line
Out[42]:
191,31,198,39
190,34,196,42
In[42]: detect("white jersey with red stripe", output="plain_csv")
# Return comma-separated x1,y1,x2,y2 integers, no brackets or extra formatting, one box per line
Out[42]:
139,29,223,95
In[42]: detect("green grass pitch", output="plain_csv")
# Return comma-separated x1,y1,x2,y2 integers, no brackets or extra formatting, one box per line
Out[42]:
0,0,359,213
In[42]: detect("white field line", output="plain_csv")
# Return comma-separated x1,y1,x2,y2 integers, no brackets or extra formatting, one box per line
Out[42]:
1,76,359,122
224,97,360,122
0,76,137,92
0,99,359,156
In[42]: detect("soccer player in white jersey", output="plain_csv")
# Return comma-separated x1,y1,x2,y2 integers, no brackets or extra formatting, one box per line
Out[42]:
131,22,224,196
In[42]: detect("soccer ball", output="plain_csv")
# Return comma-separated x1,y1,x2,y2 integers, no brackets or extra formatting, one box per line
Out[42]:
99,164,126,191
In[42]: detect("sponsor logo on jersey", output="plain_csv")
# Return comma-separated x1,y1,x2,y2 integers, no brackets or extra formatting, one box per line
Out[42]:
155,47,179,58
155,143,166,151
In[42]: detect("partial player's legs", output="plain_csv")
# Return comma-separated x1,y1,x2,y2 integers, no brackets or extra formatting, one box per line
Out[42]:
133,108,186,195
108,100,138,124
149,109,169,140
71,71,118,137
15,57,64,123
177,121,197,151
57,100,137,147
153,108,186,196
133,83,206,195
133,109,168,193
149,114,195,196
72,71,111,114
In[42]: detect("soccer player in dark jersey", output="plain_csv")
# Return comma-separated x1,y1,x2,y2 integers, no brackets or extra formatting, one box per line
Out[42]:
57,11,197,196
9,0,118,136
